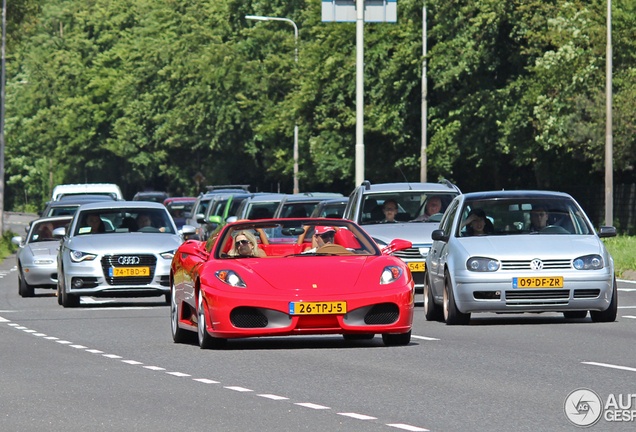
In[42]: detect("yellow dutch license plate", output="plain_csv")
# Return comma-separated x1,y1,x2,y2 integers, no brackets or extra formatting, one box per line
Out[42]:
289,301,347,315
512,277,563,288
110,267,150,277
408,262,426,272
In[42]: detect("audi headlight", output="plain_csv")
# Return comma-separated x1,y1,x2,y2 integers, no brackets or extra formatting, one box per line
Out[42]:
70,250,97,262
215,270,246,288
466,257,500,272
160,250,176,260
380,266,403,285
573,254,604,270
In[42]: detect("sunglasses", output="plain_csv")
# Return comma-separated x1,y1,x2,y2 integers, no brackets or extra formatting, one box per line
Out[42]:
236,239,251,246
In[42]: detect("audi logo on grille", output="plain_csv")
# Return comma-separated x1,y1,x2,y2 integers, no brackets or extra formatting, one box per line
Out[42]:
530,259,543,270
118,256,140,265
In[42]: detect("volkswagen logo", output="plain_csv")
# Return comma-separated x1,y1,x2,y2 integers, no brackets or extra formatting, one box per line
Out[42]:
118,256,140,265
530,259,543,271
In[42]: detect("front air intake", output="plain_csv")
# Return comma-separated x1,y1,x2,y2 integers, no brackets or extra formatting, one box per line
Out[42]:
230,307,268,328
364,303,399,325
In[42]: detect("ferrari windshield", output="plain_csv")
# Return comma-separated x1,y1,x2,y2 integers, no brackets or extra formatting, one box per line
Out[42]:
458,197,593,236
216,219,380,258
74,208,175,235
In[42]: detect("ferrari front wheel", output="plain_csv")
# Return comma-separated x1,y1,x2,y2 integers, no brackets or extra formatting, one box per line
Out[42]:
170,285,189,343
197,290,226,349
382,330,411,346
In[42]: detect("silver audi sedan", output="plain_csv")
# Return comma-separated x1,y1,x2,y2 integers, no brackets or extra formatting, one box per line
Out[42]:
425,191,617,325
55,201,194,307
12,216,72,297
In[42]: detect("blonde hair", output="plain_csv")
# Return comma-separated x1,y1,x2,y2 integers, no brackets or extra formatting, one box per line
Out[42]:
229,230,259,257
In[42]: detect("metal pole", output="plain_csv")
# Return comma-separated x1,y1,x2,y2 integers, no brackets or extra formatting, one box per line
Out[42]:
420,6,427,183
0,0,6,235
355,0,365,186
605,0,613,226
245,15,300,193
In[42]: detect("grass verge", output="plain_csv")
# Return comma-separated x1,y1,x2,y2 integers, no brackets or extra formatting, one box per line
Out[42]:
0,231,18,263
603,236,636,279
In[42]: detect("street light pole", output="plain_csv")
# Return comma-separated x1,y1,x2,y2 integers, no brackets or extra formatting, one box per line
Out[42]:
421,6,427,183
0,0,6,234
605,0,613,227
245,15,300,194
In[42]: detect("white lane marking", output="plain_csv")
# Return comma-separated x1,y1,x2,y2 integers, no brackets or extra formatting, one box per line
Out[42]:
7,323,19,327
14,326,27,330
617,306,636,309
224,386,252,392
0,316,9,322
338,412,377,420
70,345,88,349
411,335,440,341
81,298,115,304
86,349,104,354
44,336,58,340
122,360,143,365
33,333,47,337
582,361,636,373
257,394,289,401
166,372,191,377
23,329,37,333
618,288,636,291
103,354,122,359
144,366,166,371
295,402,330,410
85,307,155,311
194,378,219,384
387,424,429,431
55,340,72,344
622,315,636,319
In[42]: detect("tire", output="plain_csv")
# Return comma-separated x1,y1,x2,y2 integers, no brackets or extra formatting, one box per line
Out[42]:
443,272,470,325
18,266,35,298
590,277,618,323
424,272,442,321
59,272,80,308
343,334,375,341
563,311,588,319
197,290,226,349
170,285,189,343
164,293,171,305
382,330,411,346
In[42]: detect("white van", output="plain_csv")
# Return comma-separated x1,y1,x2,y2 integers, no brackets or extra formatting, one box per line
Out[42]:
51,183,123,201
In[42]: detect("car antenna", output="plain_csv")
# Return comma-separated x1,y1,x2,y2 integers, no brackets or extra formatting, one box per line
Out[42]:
397,166,412,190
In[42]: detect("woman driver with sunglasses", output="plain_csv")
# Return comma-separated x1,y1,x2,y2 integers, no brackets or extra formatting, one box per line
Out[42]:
229,231,266,258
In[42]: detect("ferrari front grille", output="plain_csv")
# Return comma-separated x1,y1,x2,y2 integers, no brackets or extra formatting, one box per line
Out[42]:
230,307,269,328
364,303,399,325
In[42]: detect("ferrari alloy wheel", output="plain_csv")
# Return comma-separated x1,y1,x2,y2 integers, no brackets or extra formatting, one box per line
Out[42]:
170,285,188,343
197,290,226,349
443,272,470,325
382,330,411,346
423,272,442,321
563,311,588,319
590,277,618,323
18,266,34,298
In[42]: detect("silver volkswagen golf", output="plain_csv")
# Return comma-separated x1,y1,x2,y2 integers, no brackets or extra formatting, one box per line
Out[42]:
425,191,618,325
55,201,193,307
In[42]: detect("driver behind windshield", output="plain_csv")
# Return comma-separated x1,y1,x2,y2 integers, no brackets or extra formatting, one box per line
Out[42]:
530,206,548,232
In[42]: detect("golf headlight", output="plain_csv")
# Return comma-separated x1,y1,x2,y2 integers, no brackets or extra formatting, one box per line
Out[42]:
215,270,247,288
466,257,500,272
160,249,176,259
573,255,604,270
70,250,97,262
380,266,403,284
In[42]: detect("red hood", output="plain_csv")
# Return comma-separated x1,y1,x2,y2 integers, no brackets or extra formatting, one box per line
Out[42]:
243,256,371,294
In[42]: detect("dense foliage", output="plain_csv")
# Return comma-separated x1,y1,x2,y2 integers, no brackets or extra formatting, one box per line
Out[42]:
4,0,636,209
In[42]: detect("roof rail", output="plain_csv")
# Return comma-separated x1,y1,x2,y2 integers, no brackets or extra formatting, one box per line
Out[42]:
206,184,250,192
439,179,462,194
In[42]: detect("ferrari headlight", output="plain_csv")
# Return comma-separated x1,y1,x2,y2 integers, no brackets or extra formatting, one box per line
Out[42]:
215,270,247,288
573,254,604,270
70,250,97,262
466,257,500,272
380,266,403,284
160,249,176,260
